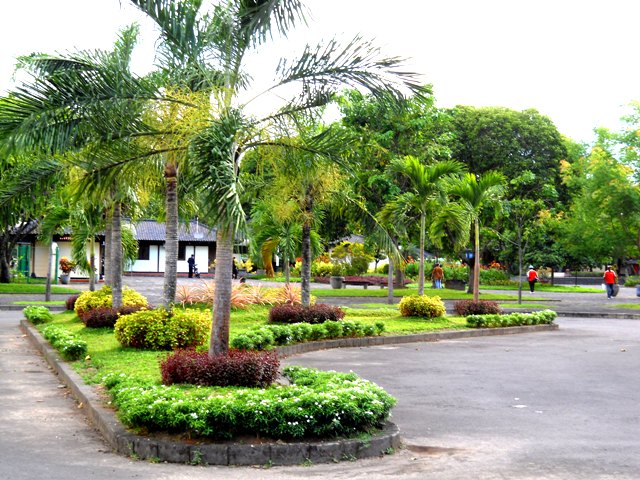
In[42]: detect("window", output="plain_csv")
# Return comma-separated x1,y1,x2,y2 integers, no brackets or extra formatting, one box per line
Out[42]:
137,244,150,260
178,244,186,261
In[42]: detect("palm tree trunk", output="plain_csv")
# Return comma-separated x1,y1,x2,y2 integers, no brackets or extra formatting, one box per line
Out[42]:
111,202,123,308
284,252,290,284
387,257,394,304
89,237,96,292
473,218,480,303
418,212,426,295
163,159,179,307
45,238,53,302
104,215,112,285
210,226,233,356
300,221,312,307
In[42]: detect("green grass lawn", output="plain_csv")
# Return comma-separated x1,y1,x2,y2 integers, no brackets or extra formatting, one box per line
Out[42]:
0,284,80,294
484,284,601,294
41,304,468,385
313,287,517,301
13,300,66,305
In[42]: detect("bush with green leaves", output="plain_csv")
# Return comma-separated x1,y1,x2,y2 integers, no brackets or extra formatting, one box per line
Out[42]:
23,305,53,324
105,366,396,440
624,276,640,287
230,320,385,351
466,309,557,328
74,285,147,320
41,325,87,360
479,268,511,285
398,295,446,318
114,307,210,350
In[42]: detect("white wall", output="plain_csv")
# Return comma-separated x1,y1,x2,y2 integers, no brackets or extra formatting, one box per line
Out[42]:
129,244,210,273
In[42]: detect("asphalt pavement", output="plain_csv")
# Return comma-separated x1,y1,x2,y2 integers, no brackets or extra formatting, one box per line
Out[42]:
1,278,639,479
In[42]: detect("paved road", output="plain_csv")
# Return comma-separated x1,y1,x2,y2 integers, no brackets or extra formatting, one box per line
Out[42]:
2,303,639,479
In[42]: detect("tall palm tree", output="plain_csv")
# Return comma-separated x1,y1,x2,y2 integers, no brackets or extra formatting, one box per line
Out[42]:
385,156,465,295
2,1,422,355
445,172,506,302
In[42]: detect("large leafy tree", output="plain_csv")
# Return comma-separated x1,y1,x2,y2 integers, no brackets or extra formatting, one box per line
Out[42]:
444,106,567,201
133,0,423,355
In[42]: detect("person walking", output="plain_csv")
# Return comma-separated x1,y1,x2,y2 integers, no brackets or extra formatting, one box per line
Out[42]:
527,265,539,293
187,254,195,278
431,263,445,289
603,265,618,299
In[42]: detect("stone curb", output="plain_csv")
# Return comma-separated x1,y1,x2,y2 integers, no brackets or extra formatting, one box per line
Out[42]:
275,324,559,357
20,319,401,466
0,304,67,312
556,311,640,319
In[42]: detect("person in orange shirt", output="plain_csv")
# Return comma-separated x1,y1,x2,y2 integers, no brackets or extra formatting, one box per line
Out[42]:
431,263,445,289
603,266,617,299
527,265,539,293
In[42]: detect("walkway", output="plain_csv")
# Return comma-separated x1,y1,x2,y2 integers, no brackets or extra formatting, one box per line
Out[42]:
1,277,639,478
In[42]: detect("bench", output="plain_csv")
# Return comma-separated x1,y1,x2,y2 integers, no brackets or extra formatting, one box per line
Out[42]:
342,280,373,289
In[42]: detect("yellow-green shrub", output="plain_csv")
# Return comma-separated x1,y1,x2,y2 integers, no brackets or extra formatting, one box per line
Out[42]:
74,285,147,319
114,307,210,350
398,295,446,318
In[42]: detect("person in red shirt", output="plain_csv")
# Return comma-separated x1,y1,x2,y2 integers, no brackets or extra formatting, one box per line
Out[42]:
527,265,538,293
603,266,617,299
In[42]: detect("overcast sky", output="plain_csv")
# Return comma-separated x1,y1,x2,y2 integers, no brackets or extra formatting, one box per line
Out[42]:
2,0,639,143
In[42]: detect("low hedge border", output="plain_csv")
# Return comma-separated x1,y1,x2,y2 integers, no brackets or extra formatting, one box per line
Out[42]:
466,309,557,328
20,319,557,466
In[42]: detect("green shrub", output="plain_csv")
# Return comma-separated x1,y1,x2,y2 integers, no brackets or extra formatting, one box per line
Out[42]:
466,309,557,328
624,276,640,287
105,366,396,440
229,319,385,350
479,268,510,285
398,295,446,318
114,307,210,350
444,265,469,281
404,262,419,278
268,303,345,324
23,306,53,324
74,285,147,319
41,325,87,360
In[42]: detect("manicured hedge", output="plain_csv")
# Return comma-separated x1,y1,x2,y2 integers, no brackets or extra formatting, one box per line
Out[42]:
230,320,385,350
41,325,87,360
160,349,280,387
268,303,345,324
23,306,53,324
105,366,396,440
466,309,557,328
453,300,502,316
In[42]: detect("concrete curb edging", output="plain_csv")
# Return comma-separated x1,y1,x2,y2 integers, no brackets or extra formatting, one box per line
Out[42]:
275,323,559,357
20,319,401,466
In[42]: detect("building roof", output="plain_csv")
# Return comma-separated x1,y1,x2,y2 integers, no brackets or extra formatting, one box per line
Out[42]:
132,220,217,242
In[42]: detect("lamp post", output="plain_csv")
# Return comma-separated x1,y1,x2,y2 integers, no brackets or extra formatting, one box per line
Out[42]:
463,248,474,294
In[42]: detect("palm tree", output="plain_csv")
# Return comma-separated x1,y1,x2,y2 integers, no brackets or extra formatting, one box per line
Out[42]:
445,172,506,302
2,1,422,355
385,156,465,295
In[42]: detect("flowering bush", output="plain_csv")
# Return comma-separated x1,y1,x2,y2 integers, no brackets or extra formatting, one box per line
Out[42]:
160,349,280,387
23,306,52,324
114,307,210,350
104,366,396,440
59,257,75,274
41,325,87,360
398,295,446,318
74,285,147,320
